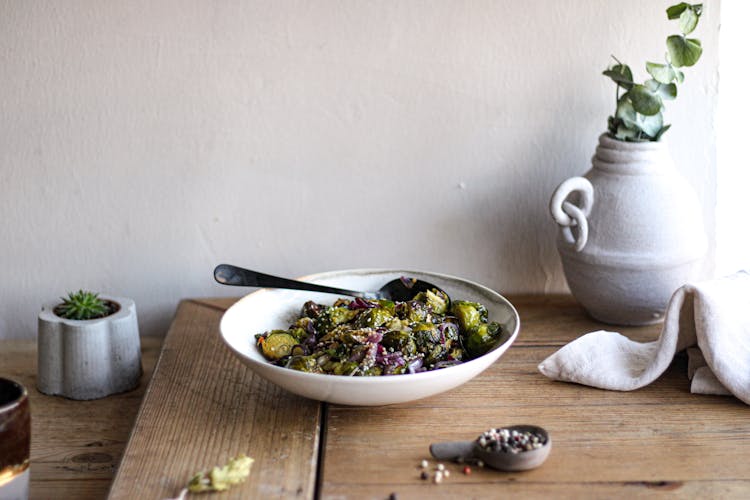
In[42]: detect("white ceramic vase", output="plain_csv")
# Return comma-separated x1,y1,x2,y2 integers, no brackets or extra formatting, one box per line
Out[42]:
549,133,707,325
37,296,142,400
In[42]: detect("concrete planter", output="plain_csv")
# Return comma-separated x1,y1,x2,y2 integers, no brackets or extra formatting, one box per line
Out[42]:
549,134,707,325
37,296,142,400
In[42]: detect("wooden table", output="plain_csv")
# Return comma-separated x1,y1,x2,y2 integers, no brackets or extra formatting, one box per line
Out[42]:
5,296,749,499
0,336,162,499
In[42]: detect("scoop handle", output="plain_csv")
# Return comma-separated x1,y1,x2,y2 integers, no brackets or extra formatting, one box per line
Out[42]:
429,440,476,461
213,264,371,298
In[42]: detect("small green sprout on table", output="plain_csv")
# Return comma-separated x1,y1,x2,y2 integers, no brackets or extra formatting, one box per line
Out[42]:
167,454,254,499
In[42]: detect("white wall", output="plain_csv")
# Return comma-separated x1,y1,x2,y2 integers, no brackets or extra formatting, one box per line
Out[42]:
716,0,750,276
0,1,720,339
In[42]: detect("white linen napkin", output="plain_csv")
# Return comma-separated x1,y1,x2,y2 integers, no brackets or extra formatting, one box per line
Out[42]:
538,271,750,404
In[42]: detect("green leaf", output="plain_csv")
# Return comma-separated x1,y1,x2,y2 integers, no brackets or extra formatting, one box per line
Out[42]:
616,96,637,127
646,62,676,84
667,3,690,19
679,7,699,34
603,63,634,90
615,124,639,141
615,95,663,140
667,36,702,67
660,83,677,100
638,112,664,137
645,79,677,100
56,290,109,320
654,124,672,141
674,69,685,83
607,115,619,136
629,85,663,116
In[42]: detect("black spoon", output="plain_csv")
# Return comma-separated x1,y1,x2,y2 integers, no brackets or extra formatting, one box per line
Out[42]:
213,264,450,304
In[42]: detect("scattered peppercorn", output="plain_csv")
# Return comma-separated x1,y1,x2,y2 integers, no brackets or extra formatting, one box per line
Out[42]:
436,463,445,472
389,493,398,500
433,471,443,484
420,459,428,469
420,471,429,480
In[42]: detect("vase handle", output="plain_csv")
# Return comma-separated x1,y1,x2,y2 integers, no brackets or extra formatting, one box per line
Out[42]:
549,176,594,252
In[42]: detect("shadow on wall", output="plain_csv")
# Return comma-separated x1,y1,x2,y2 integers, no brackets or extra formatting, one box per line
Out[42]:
433,131,596,295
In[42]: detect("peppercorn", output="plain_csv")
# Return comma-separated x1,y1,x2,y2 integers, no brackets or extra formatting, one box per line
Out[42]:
420,471,429,480
475,427,547,454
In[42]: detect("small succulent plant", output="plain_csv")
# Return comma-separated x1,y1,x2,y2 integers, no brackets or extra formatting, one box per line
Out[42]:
604,3,703,142
54,290,114,320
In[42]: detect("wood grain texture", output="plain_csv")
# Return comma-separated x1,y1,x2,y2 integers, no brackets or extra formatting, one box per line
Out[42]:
0,336,161,500
108,299,321,500
322,296,750,499
10,295,750,499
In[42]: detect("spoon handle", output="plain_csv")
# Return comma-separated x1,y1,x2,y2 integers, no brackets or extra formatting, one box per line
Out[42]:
429,440,476,461
213,264,375,299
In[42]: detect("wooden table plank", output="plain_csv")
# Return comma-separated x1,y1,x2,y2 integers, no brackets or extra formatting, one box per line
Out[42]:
108,299,322,500
322,296,750,499
15,294,746,499
0,336,161,500
323,480,750,499
510,294,664,345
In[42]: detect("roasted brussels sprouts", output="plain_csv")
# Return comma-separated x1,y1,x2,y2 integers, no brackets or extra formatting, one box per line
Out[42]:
255,280,503,376
291,344,307,356
381,330,417,356
396,300,429,323
450,301,488,331
287,325,307,342
362,366,384,376
413,288,450,315
412,322,441,350
464,321,503,358
354,307,395,328
259,332,297,360
286,355,319,372
448,346,464,361
440,322,460,343
315,306,358,335
373,299,396,314
423,344,449,366
333,361,360,375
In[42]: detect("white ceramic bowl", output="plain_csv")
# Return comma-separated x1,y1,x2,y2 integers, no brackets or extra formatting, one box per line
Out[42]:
220,269,519,406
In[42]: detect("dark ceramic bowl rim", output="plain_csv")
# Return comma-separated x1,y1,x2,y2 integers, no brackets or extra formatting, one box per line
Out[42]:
0,377,28,411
